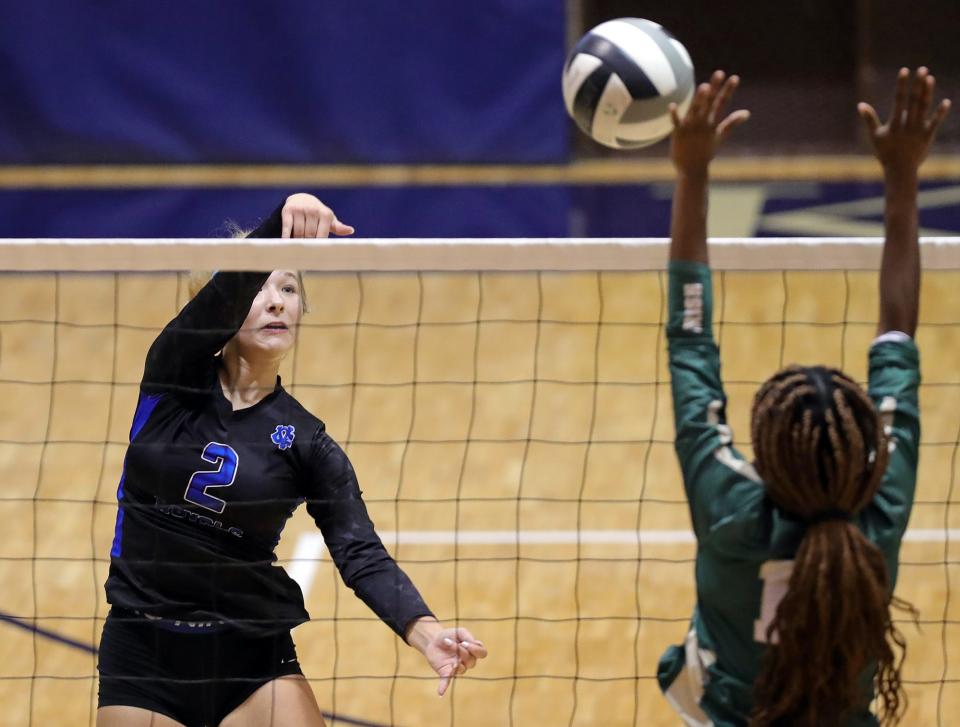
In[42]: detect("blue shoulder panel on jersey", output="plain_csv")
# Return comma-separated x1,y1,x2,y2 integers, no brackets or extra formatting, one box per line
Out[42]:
110,393,164,558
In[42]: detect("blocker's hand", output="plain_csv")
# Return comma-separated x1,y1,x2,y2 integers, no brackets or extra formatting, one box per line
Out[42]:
669,70,750,175
858,67,950,174
422,627,488,696
281,193,354,238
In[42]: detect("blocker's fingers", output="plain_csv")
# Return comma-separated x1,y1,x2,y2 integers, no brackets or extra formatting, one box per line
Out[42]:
711,74,739,123
857,102,881,136
891,67,909,127
281,208,294,239
927,98,952,138
915,69,934,122
907,67,929,127
669,102,681,128
716,109,750,144
689,82,712,118
709,69,726,92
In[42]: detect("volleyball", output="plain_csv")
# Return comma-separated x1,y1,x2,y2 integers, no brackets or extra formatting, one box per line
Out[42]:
562,18,695,149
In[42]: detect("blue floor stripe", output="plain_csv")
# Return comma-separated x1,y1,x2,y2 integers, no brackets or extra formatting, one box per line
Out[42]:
0,608,393,727
0,608,98,654
324,714,394,727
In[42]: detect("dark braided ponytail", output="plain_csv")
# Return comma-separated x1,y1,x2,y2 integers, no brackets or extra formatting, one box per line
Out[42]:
748,365,912,726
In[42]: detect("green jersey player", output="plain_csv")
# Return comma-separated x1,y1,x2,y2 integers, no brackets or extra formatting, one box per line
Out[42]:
656,69,950,726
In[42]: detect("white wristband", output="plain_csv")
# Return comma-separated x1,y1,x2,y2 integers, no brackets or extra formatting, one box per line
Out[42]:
872,330,912,346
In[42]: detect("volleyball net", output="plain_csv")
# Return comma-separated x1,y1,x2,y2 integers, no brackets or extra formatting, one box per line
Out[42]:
0,237,957,726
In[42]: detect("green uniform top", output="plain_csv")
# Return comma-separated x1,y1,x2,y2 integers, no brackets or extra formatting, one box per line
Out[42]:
657,261,920,727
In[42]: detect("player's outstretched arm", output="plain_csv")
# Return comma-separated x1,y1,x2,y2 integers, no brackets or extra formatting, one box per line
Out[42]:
859,67,950,337
667,70,750,264
142,193,352,394
405,617,488,696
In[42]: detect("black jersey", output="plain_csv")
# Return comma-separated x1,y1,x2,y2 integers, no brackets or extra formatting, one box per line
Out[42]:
105,206,433,637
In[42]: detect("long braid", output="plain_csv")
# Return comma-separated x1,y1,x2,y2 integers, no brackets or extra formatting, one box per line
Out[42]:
748,365,912,726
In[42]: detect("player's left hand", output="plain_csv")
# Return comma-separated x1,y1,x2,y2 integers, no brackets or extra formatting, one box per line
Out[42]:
669,70,750,175
423,627,487,696
858,66,951,174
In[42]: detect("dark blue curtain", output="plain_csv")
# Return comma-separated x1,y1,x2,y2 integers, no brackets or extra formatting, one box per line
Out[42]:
0,1,568,164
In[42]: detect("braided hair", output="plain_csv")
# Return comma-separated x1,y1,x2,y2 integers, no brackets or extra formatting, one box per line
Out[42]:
748,365,912,726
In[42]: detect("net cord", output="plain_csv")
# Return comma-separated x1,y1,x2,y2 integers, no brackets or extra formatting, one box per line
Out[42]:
1,237,959,272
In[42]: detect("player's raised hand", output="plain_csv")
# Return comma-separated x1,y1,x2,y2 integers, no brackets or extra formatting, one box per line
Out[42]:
281,193,355,238
858,67,951,173
424,627,487,696
669,70,750,174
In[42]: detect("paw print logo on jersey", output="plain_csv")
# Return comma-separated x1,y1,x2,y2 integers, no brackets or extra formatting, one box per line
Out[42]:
270,424,296,451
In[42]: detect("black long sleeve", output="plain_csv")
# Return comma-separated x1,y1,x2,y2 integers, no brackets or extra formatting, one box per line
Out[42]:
303,431,434,637
141,204,284,395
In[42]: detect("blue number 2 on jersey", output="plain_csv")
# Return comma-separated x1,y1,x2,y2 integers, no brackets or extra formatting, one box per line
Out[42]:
184,442,239,513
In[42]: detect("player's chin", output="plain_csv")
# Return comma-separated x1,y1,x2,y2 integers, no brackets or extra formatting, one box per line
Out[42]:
246,330,295,355
263,334,294,352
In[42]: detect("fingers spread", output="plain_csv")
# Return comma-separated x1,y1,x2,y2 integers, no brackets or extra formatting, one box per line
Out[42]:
711,74,739,124
669,102,681,128
926,98,952,139
857,102,881,135
891,67,909,128
709,69,726,93
907,67,929,127
915,68,934,124
716,109,750,144
688,82,712,121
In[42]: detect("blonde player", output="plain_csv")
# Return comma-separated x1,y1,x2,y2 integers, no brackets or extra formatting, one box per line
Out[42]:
98,195,486,726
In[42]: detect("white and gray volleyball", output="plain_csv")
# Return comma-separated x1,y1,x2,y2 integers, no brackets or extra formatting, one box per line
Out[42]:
562,18,695,149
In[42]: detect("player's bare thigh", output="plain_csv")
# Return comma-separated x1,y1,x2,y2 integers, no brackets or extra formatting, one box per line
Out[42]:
97,705,187,726
219,674,327,727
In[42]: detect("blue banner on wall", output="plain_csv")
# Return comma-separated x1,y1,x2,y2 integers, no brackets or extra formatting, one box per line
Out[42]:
0,2,568,164
2,182,959,239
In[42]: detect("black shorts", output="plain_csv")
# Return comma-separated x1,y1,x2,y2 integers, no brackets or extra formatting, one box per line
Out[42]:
97,607,304,727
